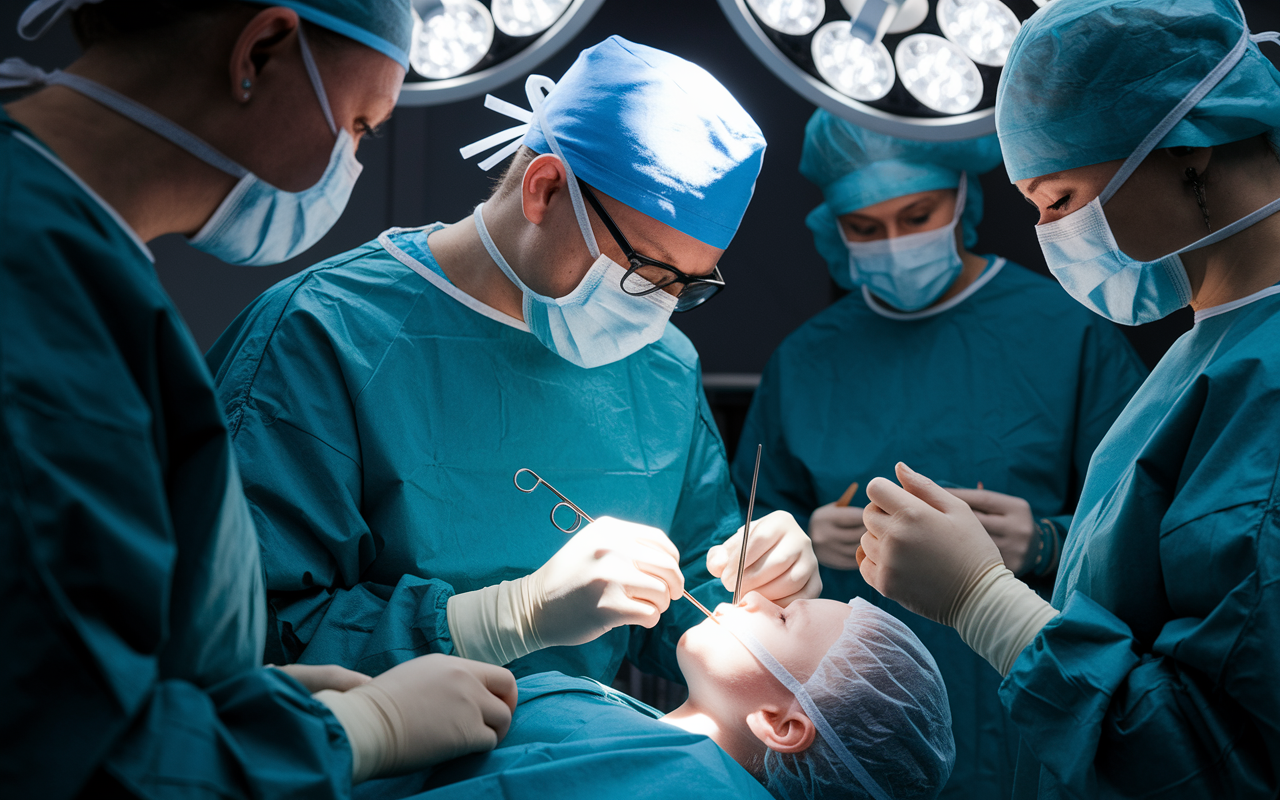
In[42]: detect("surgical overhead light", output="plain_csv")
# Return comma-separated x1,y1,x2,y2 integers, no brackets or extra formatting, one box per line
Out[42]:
717,0,1045,140
398,0,606,107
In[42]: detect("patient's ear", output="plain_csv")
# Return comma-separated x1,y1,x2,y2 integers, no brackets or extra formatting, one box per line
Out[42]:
746,701,817,754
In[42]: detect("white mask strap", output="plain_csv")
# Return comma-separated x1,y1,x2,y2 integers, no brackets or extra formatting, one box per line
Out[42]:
18,0,104,41
296,23,338,137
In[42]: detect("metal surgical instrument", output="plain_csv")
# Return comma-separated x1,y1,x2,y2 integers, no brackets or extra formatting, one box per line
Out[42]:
513,468,719,623
734,444,762,606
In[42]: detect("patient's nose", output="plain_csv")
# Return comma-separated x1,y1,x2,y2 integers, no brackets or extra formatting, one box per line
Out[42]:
739,591,777,613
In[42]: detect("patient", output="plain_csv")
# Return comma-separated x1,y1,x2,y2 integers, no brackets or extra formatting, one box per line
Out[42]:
359,594,953,800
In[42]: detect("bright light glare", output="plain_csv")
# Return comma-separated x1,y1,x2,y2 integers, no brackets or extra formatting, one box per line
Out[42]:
937,0,1021,66
811,21,895,102
410,0,494,80
747,0,825,35
492,0,571,37
895,34,982,114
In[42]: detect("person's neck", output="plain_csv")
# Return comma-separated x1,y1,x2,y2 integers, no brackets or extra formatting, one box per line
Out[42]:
4,53,236,242
662,700,764,769
1182,209,1280,312
426,200,528,321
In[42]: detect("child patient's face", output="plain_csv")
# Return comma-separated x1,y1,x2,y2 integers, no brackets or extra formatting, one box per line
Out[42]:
677,593,852,716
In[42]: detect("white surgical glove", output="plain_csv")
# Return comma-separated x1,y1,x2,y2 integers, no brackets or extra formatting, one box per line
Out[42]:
446,516,684,666
314,654,517,783
808,501,866,571
707,510,821,606
946,488,1037,574
858,463,1057,675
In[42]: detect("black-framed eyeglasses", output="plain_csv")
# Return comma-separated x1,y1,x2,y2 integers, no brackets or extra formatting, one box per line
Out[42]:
577,179,726,312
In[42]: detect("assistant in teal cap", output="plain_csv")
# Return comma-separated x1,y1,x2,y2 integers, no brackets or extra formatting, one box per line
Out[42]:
996,0,1280,182
263,0,413,68
798,109,1002,279
521,35,767,250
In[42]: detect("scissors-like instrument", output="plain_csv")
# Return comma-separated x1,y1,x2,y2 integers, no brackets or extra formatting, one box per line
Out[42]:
734,444,762,606
514,468,719,623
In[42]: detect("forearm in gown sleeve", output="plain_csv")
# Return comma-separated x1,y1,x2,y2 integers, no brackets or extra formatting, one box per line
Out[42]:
626,388,737,683
230,400,457,676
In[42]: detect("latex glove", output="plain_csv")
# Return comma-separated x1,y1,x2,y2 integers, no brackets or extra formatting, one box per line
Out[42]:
707,510,821,606
856,463,1003,625
946,488,1035,574
808,501,866,571
447,516,684,665
314,654,517,783
272,663,371,693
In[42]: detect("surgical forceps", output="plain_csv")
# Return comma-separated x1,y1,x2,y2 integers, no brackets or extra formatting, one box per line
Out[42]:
514,468,719,623
734,444,762,607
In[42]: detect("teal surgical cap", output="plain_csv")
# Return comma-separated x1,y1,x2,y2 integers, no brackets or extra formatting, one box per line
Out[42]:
261,1,413,68
997,0,1280,183
523,36,767,250
799,109,1002,276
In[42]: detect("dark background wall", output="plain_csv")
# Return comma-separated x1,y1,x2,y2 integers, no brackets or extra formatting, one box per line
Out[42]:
7,0,1280,378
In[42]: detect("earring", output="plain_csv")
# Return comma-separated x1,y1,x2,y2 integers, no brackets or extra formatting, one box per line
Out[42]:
1185,167,1211,232
240,77,252,101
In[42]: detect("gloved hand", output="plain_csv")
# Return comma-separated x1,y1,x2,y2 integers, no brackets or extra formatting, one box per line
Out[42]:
314,654,517,783
808,501,866,571
446,517,685,665
272,663,371,693
945,488,1035,574
707,510,821,606
857,463,1003,626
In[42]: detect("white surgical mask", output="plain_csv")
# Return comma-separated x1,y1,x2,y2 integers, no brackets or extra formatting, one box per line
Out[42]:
0,25,360,267
1035,24,1280,326
840,175,968,312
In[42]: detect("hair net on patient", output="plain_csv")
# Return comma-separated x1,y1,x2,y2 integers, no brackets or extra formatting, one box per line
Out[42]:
726,598,954,800
799,110,1002,279
996,0,1280,183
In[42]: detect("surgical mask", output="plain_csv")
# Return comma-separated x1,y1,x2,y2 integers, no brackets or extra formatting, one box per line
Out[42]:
839,175,967,312
0,25,360,266
1035,22,1280,326
466,76,677,369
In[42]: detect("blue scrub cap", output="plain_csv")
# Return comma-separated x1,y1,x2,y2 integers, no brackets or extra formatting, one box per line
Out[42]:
463,36,766,250
799,110,1001,277
997,0,1280,182
17,0,413,68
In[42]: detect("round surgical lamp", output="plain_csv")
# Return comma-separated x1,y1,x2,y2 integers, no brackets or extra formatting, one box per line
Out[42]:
397,0,606,107
717,0,1051,140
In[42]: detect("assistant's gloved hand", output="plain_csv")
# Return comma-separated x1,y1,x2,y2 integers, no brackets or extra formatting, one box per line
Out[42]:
809,501,866,570
314,654,517,783
945,487,1036,574
446,517,685,666
707,510,821,605
272,663,371,693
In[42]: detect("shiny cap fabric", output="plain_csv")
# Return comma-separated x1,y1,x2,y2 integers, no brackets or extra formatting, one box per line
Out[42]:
254,0,413,68
522,35,766,250
997,0,1280,182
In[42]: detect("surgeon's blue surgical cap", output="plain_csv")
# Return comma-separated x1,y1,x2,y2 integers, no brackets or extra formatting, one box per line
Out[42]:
997,0,1280,183
255,0,413,68
522,35,767,250
799,109,1002,278
762,599,954,800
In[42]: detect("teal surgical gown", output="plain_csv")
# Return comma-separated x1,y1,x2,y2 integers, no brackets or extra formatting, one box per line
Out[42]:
357,672,772,800
207,224,739,683
0,112,352,797
733,258,1147,800
1002,286,1280,798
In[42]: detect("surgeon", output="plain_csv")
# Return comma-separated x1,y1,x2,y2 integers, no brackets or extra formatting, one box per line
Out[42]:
732,114,1146,797
1,1,518,797
207,36,819,687
854,0,1280,796
362,593,953,800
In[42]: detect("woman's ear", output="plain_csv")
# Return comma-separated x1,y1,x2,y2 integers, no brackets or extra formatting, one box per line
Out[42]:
521,153,567,225
745,700,817,754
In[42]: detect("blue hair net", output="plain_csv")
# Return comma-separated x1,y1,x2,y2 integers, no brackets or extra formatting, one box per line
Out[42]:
996,0,1280,182
799,110,1001,278
522,36,767,250
257,1,413,68
758,598,954,800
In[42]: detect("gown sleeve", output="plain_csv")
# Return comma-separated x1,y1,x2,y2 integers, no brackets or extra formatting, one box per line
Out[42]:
1000,357,1280,798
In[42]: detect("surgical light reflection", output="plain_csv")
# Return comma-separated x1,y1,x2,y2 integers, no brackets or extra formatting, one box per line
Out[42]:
492,0,572,37
410,0,495,80
895,33,982,114
937,0,1021,67
812,20,895,101
747,0,825,36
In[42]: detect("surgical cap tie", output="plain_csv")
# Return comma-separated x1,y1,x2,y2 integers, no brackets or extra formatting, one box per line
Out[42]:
460,75,601,259
18,0,104,41
723,610,891,800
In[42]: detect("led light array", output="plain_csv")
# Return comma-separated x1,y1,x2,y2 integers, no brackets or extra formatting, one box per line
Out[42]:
410,0,574,80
